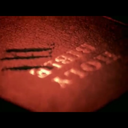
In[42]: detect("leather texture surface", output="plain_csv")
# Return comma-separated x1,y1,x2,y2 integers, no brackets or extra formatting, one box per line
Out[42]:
0,16,128,112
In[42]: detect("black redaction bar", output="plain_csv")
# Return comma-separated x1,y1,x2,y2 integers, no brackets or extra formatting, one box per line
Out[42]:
1,65,53,71
6,47,53,52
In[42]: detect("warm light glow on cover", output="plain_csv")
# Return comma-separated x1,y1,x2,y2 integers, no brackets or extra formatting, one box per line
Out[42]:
53,77,72,88
37,68,52,78
29,69,35,75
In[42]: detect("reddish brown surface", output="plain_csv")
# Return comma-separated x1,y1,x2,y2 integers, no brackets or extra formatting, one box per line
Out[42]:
0,16,128,112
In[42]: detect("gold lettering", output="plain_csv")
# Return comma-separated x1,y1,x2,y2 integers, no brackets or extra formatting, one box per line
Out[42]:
76,43,95,53
44,60,62,68
53,77,72,88
29,69,35,75
96,51,121,64
66,50,82,58
55,55,75,64
64,68,85,78
81,60,102,72
37,68,52,78
81,43,95,51
87,60,102,70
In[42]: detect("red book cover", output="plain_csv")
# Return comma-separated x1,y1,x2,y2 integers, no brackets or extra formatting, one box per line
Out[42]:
0,16,128,112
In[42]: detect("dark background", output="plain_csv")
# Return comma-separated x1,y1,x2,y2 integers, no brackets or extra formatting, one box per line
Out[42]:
0,16,128,112
107,16,128,24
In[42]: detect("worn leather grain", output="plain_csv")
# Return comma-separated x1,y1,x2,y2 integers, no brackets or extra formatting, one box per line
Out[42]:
0,16,128,112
